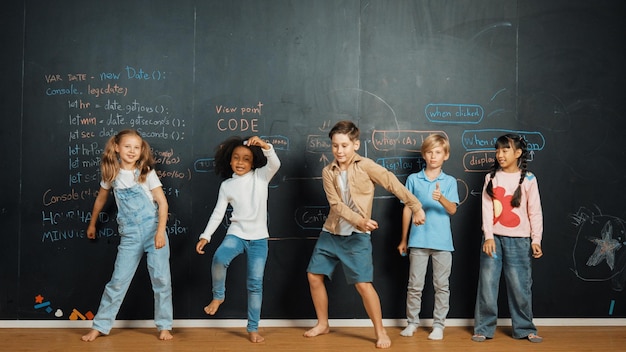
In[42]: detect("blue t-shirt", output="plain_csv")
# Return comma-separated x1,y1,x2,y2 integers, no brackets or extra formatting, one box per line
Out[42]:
405,169,459,251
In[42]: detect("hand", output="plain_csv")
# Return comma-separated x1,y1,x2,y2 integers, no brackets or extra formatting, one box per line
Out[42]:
86,224,96,240
532,244,543,258
154,232,166,249
196,238,209,254
359,218,379,232
432,182,441,201
397,242,408,256
412,208,426,226
483,238,496,257
246,136,269,150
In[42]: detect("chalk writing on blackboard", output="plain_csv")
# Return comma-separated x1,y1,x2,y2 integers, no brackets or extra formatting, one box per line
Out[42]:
460,129,544,174
263,135,290,150
461,129,545,152
462,151,495,172
294,206,329,230
40,65,192,245
371,130,449,153
376,157,424,177
213,102,264,133
425,103,484,124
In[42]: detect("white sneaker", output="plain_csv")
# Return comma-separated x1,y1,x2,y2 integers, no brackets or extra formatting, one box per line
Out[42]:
400,324,418,337
428,327,444,340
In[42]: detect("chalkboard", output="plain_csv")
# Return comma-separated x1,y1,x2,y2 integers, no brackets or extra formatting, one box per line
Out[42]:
3,0,626,323
0,1,24,320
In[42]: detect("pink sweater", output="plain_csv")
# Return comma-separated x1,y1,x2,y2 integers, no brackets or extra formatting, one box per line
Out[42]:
481,170,543,245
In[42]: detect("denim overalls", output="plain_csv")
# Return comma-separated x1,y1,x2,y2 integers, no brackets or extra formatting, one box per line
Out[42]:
92,174,172,334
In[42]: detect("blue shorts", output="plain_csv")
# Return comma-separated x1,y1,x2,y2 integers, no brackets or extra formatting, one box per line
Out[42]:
306,230,373,284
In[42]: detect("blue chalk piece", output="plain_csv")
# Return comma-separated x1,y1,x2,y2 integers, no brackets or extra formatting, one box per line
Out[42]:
401,252,407,257
34,301,51,309
492,253,498,259
609,300,615,315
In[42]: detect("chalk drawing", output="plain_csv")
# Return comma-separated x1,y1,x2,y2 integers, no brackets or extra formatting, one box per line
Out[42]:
570,205,626,291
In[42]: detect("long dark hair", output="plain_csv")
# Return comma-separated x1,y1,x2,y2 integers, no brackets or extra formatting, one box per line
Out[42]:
213,136,268,179
485,134,529,207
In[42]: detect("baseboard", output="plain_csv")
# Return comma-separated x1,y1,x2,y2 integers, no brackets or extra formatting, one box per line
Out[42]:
1,318,625,329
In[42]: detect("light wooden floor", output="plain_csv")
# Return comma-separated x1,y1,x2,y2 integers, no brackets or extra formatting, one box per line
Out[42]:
1,326,624,352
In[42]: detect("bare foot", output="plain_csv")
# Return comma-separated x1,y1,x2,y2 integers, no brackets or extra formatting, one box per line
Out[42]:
375,331,391,349
303,324,330,337
159,330,173,340
249,331,265,343
81,329,102,342
203,299,224,315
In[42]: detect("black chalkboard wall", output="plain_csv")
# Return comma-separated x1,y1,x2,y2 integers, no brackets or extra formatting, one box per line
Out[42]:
1,0,625,322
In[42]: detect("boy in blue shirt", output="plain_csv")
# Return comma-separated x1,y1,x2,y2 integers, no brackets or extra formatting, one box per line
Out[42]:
397,133,459,340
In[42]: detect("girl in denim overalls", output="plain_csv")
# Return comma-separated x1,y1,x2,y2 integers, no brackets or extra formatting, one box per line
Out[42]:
82,129,172,342
196,135,280,343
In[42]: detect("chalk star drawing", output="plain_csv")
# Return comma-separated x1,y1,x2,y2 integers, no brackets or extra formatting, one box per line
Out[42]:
35,294,44,304
586,221,622,270
570,205,626,291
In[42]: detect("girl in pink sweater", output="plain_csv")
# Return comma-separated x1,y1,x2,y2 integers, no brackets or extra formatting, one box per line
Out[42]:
472,134,544,343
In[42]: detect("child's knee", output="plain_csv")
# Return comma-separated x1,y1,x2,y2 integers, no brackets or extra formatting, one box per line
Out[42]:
246,278,263,293
354,282,373,294
152,274,171,288
212,252,233,267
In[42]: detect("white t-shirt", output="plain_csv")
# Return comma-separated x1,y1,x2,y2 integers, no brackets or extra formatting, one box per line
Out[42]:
334,170,360,236
101,168,162,202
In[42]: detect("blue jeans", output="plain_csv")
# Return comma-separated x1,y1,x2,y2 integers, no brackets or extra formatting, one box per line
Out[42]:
92,184,172,334
406,248,452,329
212,235,268,332
474,235,537,339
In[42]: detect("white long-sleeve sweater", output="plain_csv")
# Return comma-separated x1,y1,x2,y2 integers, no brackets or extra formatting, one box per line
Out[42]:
199,145,280,242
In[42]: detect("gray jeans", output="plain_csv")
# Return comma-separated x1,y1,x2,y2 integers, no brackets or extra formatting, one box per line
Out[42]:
406,248,452,329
